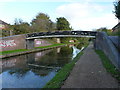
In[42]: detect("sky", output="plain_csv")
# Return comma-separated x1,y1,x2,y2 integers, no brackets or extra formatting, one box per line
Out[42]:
0,0,118,31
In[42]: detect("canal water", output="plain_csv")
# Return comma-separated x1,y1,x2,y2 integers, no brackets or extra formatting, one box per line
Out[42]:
0,44,84,88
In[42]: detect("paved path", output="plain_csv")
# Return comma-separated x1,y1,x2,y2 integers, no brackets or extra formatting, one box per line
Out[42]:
62,42,119,88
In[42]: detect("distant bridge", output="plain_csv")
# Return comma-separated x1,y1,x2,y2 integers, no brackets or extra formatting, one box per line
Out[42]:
25,30,97,50
26,31,97,39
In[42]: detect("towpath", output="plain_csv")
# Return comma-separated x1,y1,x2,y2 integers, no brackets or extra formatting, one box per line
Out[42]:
62,42,119,88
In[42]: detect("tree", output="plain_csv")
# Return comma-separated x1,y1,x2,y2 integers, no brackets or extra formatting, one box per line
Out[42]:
56,17,72,31
96,27,108,32
12,18,30,35
114,1,120,19
31,13,54,32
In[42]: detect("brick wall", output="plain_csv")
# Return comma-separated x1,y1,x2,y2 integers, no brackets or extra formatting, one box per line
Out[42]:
0,35,53,51
0,34,26,51
34,39,52,47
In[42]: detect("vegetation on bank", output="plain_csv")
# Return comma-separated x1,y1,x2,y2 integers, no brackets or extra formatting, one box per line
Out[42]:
0,43,63,55
0,42,80,55
35,43,65,49
95,27,120,36
109,30,120,36
0,49,28,55
43,51,83,88
95,50,120,81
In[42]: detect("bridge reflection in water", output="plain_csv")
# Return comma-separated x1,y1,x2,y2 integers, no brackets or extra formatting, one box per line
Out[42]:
0,44,83,88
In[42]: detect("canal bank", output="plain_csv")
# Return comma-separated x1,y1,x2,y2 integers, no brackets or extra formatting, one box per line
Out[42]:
0,44,66,59
0,42,82,59
43,44,87,88
43,51,83,88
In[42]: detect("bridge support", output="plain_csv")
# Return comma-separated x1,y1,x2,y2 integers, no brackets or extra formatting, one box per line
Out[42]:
56,38,61,43
26,39,34,49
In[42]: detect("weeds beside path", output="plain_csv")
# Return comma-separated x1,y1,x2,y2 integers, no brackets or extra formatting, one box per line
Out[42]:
95,50,120,82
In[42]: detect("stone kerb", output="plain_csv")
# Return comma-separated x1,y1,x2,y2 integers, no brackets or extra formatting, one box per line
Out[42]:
95,32,120,70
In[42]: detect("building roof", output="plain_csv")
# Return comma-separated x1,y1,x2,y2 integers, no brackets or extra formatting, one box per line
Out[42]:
0,20,8,25
112,22,120,32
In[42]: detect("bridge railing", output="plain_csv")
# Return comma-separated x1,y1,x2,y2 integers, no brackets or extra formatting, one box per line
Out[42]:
26,31,97,38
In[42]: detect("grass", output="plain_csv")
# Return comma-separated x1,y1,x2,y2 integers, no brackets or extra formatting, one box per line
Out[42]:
0,49,28,55
0,43,64,55
43,52,83,88
35,43,65,49
95,50,120,81
107,30,120,36
0,42,78,55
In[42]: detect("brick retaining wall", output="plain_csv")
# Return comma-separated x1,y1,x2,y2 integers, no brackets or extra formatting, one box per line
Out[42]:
0,34,26,51
0,35,52,51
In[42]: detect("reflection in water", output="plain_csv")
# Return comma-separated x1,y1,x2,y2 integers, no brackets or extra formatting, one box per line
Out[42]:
72,46,80,59
1,44,83,88
57,48,61,53
72,46,84,59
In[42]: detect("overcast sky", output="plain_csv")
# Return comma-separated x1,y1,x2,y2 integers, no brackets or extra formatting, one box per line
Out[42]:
0,0,118,31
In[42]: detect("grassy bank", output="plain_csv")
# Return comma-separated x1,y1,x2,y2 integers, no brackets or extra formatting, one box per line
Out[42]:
0,49,28,55
0,43,79,55
95,50,120,81
107,29,120,36
43,51,83,88
35,43,65,49
0,43,64,55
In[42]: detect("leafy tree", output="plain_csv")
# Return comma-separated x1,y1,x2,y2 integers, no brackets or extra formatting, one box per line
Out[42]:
1,24,12,37
96,27,108,32
1,19,30,36
31,13,54,32
12,18,30,35
56,17,72,31
114,1,120,19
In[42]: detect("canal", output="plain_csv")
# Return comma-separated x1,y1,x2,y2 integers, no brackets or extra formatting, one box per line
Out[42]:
0,44,84,88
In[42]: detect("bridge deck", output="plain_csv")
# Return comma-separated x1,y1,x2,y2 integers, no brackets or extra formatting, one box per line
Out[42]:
26,31,97,39
26,35,95,39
